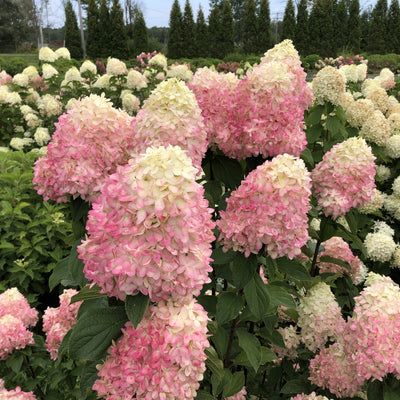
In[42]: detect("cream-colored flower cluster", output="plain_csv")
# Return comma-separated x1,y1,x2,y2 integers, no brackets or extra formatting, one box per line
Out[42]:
312,66,346,105
364,221,397,262
359,109,391,146
358,188,385,214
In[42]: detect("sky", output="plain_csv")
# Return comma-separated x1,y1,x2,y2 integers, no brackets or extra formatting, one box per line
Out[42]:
46,0,288,30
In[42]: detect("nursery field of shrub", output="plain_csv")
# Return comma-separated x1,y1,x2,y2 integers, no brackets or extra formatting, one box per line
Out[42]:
1,42,400,400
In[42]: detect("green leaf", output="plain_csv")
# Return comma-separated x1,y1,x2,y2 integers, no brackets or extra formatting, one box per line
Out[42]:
212,247,236,265
80,361,99,400
345,210,358,234
125,293,149,329
244,274,270,320
260,346,278,363
197,295,217,315
222,371,245,398
276,258,311,281
212,156,243,190
204,180,222,204
205,346,224,381
259,325,285,347
6,354,23,373
319,255,351,270
265,284,296,310
384,384,400,400
300,147,314,168
280,378,311,394
368,380,383,400
71,284,106,303
236,329,261,372
306,124,323,143
308,104,325,125
195,391,217,400
69,306,128,361
212,326,229,358
231,253,258,288
216,292,244,325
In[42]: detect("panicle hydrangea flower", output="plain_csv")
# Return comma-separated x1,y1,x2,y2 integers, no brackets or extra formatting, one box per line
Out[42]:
384,193,400,219
79,60,97,75
338,64,359,83
33,127,51,147
0,288,38,327
364,232,396,262
25,88,39,105
309,342,364,398
0,315,35,360
372,220,395,237
298,282,345,352
385,135,400,158
312,66,346,105
391,246,400,268
311,137,376,219
290,392,333,400
148,53,168,68
0,86,21,105
338,91,354,109
64,66,82,82
126,69,148,90
270,325,300,360
376,68,396,90
361,78,381,97
38,46,58,62
78,145,215,302
24,112,41,128
227,56,311,159
93,74,111,89
0,70,12,84
42,289,82,360
342,274,400,381
366,87,389,114
318,236,362,283
358,188,385,214
33,94,135,203
392,175,400,195
55,47,70,60
13,73,29,87
121,90,140,114
387,102,400,116
344,98,375,128
356,63,368,81
106,57,128,75
167,63,193,81
217,154,311,259
42,63,59,79
131,78,207,172
225,387,247,400
93,298,209,400
188,67,239,149
375,164,391,182
387,112,400,136
10,137,34,151
0,379,37,399
359,110,390,146
37,94,62,117
22,66,38,78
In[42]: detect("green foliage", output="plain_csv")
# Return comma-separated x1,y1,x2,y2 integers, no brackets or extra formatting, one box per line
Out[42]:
167,0,184,58
368,0,389,53
334,0,349,54
294,0,309,56
220,1,235,57
86,0,100,59
208,4,223,58
387,0,400,53
109,0,128,59
182,0,196,58
132,10,148,57
98,0,111,58
258,0,272,53
368,53,400,72
348,0,362,53
195,6,209,57
243,0,258,54
0,56,28,75
301,54,322,71
0,151,73,305
64,1,83,60
281,0,296,41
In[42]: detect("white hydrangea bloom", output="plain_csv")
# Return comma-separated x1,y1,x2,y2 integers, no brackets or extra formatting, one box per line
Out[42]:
364,232,396,262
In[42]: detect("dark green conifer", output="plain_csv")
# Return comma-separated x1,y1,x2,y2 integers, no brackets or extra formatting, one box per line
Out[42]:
388,0,400,53
334,0,348,53
109,0,128,59
220,0,234,56
167,0,184,58
132,9,148,56
182,0,196,58
368,0,388,53
64,0,82,59
208,4,222,57
281,0,296,40
257,0,271,53
98,0,111,57
294,0,309,55
195,6,209,57
86,0,100,59
348,0,362,53
243,0,258,54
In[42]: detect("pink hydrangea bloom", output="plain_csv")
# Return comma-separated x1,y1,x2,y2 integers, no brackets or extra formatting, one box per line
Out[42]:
42,289,82,360
78,145,215,302
0,315,35,360
309,342,364,398
290,392,333,400
0,70,12,85
0,379,36,399
311,137,376,219
225,387,247,400
318,237,362,283
131,78,208,173
342,274,400,381
188,67,238,150
217,154,311,259
298,283,345,352
33,94,135,203
93,298,209,400
0,288,38,327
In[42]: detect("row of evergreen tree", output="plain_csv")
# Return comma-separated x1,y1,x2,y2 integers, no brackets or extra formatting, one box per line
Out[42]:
64,0,400,61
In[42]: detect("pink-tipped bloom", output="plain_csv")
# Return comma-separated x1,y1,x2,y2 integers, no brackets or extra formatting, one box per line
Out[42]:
131,78,208,173
33,94,135,203
78,145,215,302
93,298,209,400
0,288,38,327
225,387,247,400
42,289,82,360
311,137,376,219
217,154,311,259
290,392,334,400
0,379,36,399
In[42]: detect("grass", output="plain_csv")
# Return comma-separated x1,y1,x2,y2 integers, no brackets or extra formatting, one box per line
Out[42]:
0,53,39,68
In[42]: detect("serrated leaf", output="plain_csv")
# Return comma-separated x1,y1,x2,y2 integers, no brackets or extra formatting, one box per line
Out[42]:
80,361,99,400
276,258,311,281
300,147,314,168
222,371,245,398
368,380,383,400
125,293,149,329
195,391,217,400
231,253,258,288
236,329,261,372
212,156,243,190
69,307,127,361
212,326,229,358
308,104,325,125
71,284,106,303
306,124,323,143
205,346,224,381
319,255,351,270
280,378,311,394
216,292,243,325
244,274,270,320
212,247,236,265
265,284,296,310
